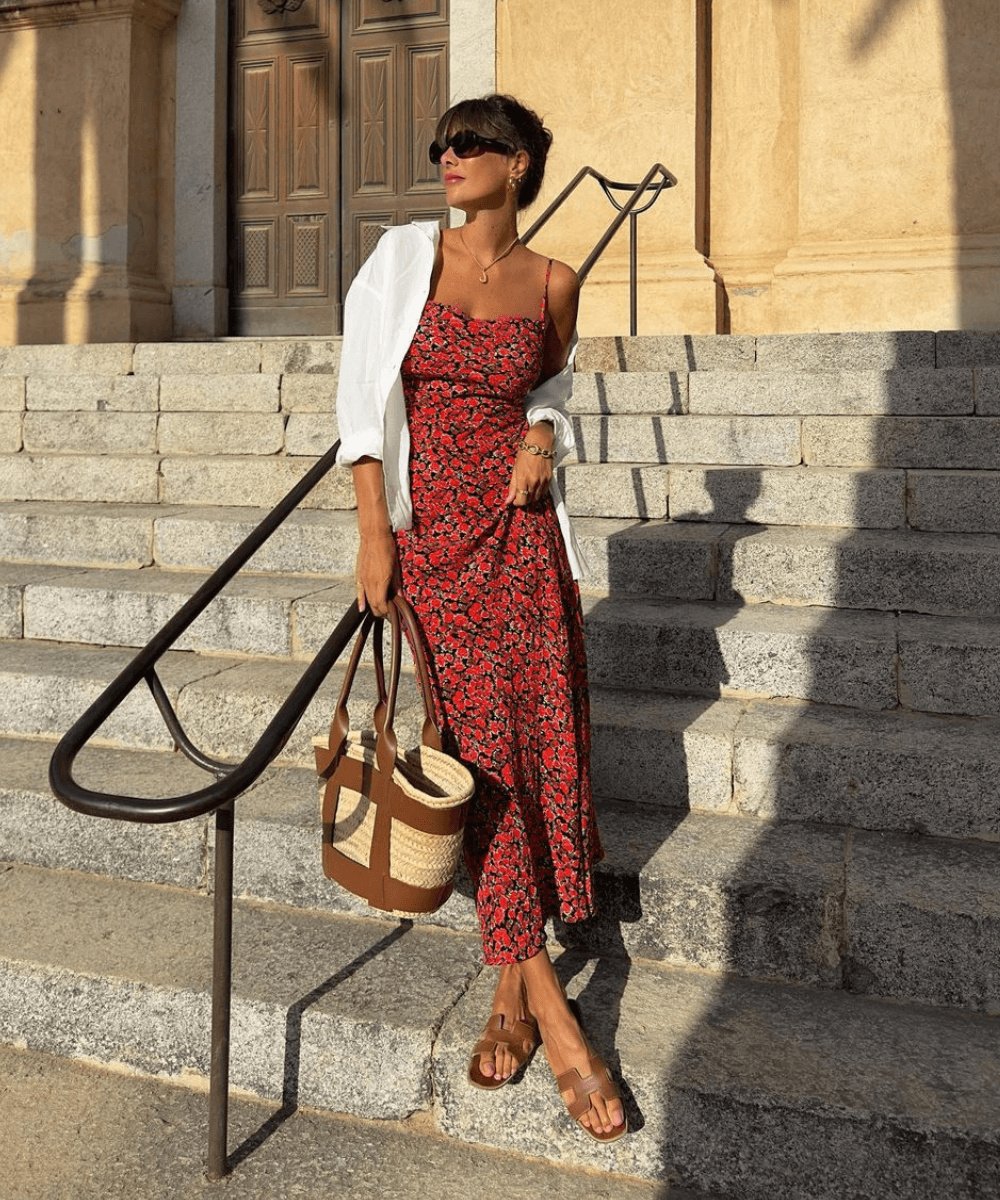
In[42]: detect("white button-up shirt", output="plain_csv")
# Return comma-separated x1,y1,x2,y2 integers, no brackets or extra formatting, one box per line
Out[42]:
334,219,589,580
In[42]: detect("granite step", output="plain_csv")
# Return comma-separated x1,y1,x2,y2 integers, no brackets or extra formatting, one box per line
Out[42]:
5,737,997,1009
2,1046,664,1200
0,864,996,1197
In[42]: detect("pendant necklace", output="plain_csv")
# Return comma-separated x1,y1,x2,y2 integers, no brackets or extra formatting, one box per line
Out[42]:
460,227,519,283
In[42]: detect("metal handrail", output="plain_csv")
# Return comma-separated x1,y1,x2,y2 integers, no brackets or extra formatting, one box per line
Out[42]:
47,437,364,1180
521,162,677,335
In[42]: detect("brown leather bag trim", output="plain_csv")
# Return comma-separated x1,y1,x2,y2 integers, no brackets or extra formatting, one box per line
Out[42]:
322,843,455,913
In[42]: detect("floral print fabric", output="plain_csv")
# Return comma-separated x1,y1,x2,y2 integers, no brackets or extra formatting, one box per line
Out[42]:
394,291,603,964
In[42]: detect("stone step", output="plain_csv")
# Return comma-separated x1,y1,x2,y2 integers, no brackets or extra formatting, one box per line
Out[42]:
2,1047,665,1200
7,523,1000,657
1,865,996,1197
0,453,355,508
6,738,997,1010
3,567,991,711
583,597,904,709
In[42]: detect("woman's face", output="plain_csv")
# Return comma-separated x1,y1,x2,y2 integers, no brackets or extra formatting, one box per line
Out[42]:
437,131,526,210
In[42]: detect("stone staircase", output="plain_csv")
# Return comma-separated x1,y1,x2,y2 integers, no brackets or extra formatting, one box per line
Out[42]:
1,330,999,1199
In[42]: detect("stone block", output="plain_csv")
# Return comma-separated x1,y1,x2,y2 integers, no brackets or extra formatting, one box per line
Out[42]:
0,412,21,452
907,470,1000,533
260,338,342,374
0,501,156,568
279,373,338,412
557,463,669,518
0,738,209,887
803,416,1000,468
572,518,722,600
575,333,756,373
435,953,1000,1192
22,412,157,454
568,372,686,414
733,700,1000,841
175,656,428,768
582,597,898,709
589,690,740,809
974,366,1000,414
756,332,935,370
580,804,846,988
22,568,325,657
0,639,229,749
570,415,801,466
669,466,905,528
0,581,20,636
153,506,359,575
898,613,1000,716
157,411,285,455
0,377,24,410
689,368,972,416
0,344,134,376
0,865,480,1120
26,375,158,412
719,526,1000,616
133,342,262,375
845,831,1000,1012
285,412,340,456
159,456,355,509
158,373,280,412
936,330,1000,368
0,455,159,503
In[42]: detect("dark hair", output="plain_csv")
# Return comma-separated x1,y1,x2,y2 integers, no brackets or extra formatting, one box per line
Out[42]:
435,93,553,209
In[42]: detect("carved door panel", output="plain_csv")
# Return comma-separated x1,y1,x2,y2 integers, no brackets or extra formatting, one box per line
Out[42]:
340,0,449,293
230,0,341,335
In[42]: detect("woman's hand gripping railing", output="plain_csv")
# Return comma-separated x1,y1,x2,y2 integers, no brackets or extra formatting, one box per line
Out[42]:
520,162,677,335
46,436,366,1182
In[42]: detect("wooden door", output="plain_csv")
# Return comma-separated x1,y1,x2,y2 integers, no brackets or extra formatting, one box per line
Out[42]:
340,0,449,291
229,0,341,335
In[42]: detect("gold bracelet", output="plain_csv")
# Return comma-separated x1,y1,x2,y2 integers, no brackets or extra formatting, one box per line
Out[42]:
518,440,556,459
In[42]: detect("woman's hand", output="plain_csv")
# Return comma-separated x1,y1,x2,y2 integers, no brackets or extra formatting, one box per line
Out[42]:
355,528,401,617
506,422,555,506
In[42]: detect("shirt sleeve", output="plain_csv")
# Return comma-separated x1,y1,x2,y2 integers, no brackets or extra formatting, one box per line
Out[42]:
523,328,579,465
334,239,389,467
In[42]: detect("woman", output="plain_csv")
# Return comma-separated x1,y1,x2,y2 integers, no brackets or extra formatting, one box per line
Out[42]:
335,93,626,1142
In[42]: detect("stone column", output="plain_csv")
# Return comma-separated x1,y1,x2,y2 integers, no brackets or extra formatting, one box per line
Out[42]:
172,0,228,338
0,0,181,344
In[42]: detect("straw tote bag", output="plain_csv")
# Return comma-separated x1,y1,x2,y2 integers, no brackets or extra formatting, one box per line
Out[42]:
313,593,474,917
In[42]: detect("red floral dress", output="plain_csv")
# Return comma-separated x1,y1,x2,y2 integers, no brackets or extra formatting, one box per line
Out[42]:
394,267,603,965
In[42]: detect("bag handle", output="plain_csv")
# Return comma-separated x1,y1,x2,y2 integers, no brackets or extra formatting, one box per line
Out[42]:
323,593,441,763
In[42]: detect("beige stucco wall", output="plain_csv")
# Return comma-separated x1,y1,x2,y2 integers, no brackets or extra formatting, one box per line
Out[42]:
498,0,718,335
0,0,178,344
501,0,1000,335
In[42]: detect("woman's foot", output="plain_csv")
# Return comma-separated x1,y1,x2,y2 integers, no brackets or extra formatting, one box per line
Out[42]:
520,953,626,1137
469,963,538,1085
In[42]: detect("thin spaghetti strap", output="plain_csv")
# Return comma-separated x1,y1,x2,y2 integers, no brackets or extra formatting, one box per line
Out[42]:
539,258,554,322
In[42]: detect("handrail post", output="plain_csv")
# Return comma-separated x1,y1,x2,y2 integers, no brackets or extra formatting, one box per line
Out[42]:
207,800,235,1181
629,210,639,337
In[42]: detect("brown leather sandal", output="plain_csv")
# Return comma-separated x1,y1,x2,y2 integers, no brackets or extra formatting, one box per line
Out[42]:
467,1013,540,1090
556,1051,629,1142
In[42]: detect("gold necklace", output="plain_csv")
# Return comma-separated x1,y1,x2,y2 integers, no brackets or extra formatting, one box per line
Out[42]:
460,227,519,283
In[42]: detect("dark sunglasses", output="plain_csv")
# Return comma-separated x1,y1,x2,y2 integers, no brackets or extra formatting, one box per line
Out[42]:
428,130,514,166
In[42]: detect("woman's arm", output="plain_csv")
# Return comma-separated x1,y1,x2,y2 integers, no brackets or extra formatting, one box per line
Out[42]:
506,261,580,507
351,457,400,617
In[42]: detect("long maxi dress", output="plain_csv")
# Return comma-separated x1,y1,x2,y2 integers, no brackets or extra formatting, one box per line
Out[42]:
393,263,603,965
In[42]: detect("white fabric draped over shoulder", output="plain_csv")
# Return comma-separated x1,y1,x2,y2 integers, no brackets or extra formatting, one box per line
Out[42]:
334,219,589,581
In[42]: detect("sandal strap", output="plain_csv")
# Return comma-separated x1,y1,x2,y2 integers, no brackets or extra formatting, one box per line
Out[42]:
556,1053,621,1121
472,1014,539,1062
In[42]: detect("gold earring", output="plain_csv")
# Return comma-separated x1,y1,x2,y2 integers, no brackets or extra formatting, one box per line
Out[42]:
509,175,520,191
